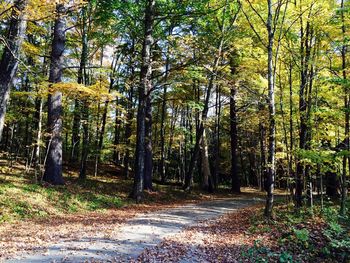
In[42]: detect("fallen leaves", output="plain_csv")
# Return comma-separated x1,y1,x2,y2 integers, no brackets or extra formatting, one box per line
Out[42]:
136,205,262,262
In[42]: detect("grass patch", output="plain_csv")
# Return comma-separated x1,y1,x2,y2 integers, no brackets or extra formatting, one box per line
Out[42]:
0,164,129,223
0,162,225,223
243,201,350,262
0,161,262,224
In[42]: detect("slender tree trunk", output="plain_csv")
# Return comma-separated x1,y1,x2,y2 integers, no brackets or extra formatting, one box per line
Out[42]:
265,0,276,218
229,53,241,193
144,95,153,190
201,129,212,191
94,102,100,177
183,2,228,191
123,61,135,179
71,5,89,163
159,79,169,183
340,0,348,216
213,84,221,190
98,78,113,165
78,4,90,180
0,0,28,142
34,98,43,182
289,62,294,197
43,4,66,185
98,101,109,162
131,0,155,202
230,85,240,193
79,101,89,180
159,27,172,183
296,12,313,208
113,101,121,164
259,118,267,191
71,100,81,162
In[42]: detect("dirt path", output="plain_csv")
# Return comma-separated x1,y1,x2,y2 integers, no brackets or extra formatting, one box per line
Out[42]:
6,196,264,263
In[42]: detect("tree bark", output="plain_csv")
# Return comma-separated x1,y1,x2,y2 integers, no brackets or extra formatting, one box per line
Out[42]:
79,101,89,180
43,4,66,185
123,58,135,179
213,84,221,190
265,0,276,218
144,95,153,191
131,0,155,202
159,75,169,183
259,116,267,191
159,27,172,183
34,98,43,183
230,84,241,193
201,129,212,191
296,8,314,208
340,0,348,216
72,3,89,164
229,53,241,193
0,0,28,142
289,62,294,196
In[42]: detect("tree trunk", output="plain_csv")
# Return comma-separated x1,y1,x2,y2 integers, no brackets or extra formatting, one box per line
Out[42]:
159,29,172,183
131,0,155,202
183,6,228,191
259,119,267,191
79,101,89,180
296,11,313,208
289,62,294,197
265,0,275,218
0,0,28,142
34,98,43,183
113,101,121,164
201,129,212,191
123,64,135,179
71,4,89,164
340,0,348,216
159,81,168,183
230,85,240,193
43,4,66,185
213,84,221,190
71,100,81,162
144,95,153,191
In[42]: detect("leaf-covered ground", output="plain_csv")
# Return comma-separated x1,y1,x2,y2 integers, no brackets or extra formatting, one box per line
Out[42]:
137,204,350,263
2,161,347,262
0,161,266,261
0,161,250,224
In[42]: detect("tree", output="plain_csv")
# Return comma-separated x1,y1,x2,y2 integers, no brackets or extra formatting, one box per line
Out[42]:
230,54,241,193
241,0,289,218
131,0,155,202
0,0,28,142
43,3,66,185
340,0,348,216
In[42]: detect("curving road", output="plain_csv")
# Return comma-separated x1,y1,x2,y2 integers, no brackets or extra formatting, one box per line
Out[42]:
7,197,264,263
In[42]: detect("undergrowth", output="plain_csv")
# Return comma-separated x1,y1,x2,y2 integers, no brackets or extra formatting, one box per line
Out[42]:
0,162,227,223
243,200,350,262
0,175,125,223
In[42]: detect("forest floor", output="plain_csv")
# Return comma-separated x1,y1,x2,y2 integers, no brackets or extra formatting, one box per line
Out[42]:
0,160,268,262
5,197,264,262
1,161,349,262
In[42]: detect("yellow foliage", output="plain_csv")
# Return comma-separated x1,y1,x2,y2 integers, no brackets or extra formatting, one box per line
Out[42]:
22,41,40,56
41,81,123,102
26,0,87,21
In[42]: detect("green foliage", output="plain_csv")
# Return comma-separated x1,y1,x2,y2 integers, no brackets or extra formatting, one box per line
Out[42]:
292,228,309,248
0,175,125,223
241,240,270,262
323,210,350,257
297,149,336,166
278,251,294,263
241,239,295,263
